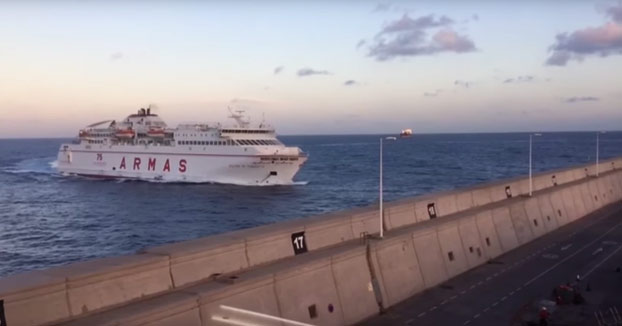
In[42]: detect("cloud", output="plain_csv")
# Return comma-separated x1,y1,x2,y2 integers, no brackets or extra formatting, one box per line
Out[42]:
379,14,454,34
297,68,332,77
503,75,536,84
344,80,359,86
606,2,622,23
373,3,391,12
563,96,599,103
423,89,442,97
109,52,123,61
365,14,476,61
454,80,472,88
546,3,622,67
273,66,284,75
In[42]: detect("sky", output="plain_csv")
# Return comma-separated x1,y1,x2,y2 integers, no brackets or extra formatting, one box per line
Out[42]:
1,0,622,137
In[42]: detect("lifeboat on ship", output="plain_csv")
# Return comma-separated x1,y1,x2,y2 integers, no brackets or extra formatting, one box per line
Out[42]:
147,128,165,138
115,129,135,139
78,130,90,139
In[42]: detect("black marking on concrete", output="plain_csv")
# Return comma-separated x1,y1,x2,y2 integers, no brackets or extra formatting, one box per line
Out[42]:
0,299,6,326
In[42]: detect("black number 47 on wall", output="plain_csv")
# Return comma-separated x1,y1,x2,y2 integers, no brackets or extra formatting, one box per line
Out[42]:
291,231,308,255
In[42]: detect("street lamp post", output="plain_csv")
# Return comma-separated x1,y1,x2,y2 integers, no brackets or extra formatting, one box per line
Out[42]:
596,131,606,177
379,137,384,239
529,133,541,197
597,132,599,176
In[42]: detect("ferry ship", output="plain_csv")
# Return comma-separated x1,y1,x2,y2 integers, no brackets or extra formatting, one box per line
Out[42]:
399,128,413,137
56,107,307,185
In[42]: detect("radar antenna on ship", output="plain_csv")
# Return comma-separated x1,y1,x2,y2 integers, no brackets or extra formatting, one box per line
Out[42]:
228,106,250,128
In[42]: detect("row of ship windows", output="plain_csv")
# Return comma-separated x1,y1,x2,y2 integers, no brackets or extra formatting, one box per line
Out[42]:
221,129,271,134
176,130,270,137
88,140,105,144
177,139,280,146
177,133,216,137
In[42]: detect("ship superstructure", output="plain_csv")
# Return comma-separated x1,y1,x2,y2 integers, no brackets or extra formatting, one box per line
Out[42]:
399,129,413,137
57,107,307,185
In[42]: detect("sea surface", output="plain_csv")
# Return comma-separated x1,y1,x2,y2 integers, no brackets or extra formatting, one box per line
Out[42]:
1,132,622,277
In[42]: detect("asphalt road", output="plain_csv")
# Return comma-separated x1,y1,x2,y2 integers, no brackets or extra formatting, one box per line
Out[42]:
358,203,622,326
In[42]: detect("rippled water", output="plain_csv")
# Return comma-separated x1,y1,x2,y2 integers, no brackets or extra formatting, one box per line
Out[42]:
1,132,621,276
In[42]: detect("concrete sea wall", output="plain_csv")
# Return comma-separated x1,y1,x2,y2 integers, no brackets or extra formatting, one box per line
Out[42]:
1,158,622,326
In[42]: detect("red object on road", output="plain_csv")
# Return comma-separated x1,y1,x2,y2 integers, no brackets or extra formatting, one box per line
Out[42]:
539,307,550,320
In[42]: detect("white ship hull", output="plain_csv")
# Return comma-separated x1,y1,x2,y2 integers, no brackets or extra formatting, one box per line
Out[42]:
57,143,307,185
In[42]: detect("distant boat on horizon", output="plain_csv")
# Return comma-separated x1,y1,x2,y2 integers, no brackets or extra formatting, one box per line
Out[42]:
400,128,413,137
385,136,397,141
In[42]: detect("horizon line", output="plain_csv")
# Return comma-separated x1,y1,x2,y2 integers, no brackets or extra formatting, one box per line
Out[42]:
1,130,621,140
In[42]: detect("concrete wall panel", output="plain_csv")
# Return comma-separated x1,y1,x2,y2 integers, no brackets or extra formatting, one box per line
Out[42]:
412,231,449,287
609,173,622,200
556,170,576,185
570,185,587,219
569,168,586,182
331,248,379,325
579,182,596,214
514,180,527,196
373,236,425,307
305,213,355,250
549,191,569,226
491,185,511,202
245,232,296,267
607,174,619,200
0,271,69,326
44,254,173,317
351,209,381,238
414,199,436,223
598,177,613,204
572,167,589,181
384,202,416,230
146,236,248,288
588,179,604,209
533,174,553,192
60,292,201,326
194,276,281,326
474,211,503,259
275,259,344,326
437,224,469,278
472,188,493,207
585,165,597,177
599,162,614,174
523,197,546,238
537,195,559,232
613,173,622,199
606,174,620,201
491,207,519,252
456,191,474,211
437,194,458,217
561,188,579,222
458,217,487,268
509,202,534,245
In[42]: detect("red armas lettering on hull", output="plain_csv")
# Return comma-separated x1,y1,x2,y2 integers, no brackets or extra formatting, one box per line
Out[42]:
117,157,185,173
133,157,141,170
148,158,156,171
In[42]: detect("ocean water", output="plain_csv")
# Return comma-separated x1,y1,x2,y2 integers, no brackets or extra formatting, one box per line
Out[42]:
1,132,621,277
